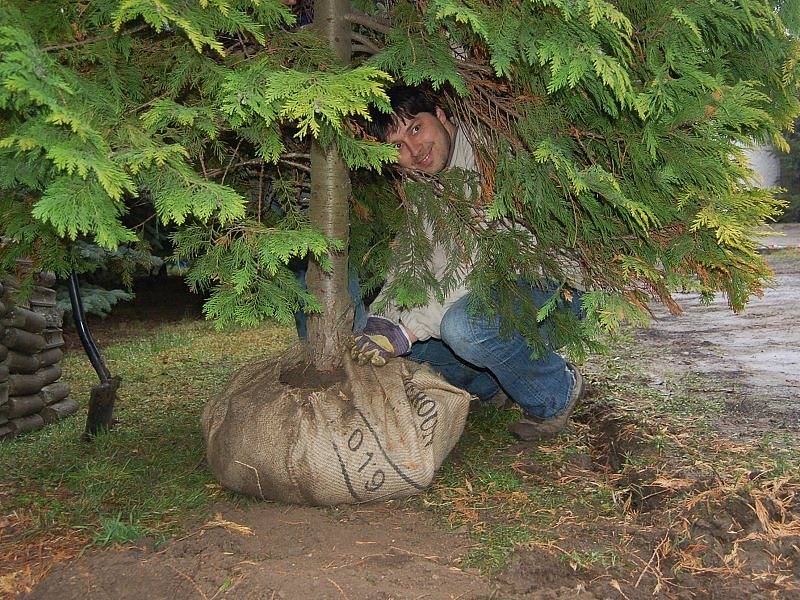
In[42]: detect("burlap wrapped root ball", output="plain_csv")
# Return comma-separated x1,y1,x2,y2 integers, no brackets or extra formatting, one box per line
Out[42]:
202,350,472,506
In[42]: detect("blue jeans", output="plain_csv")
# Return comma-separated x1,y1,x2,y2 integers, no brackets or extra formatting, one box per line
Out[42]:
408,338,502,401
295,270,581,420
437,284,583,419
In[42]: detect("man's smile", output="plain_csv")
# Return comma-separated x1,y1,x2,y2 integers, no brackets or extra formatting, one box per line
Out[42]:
416,148,432,169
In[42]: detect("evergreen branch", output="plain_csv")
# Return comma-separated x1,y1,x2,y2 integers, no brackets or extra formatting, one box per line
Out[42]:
257,162,266,222
220,139,243,185
353,44,375,55
351,33,382,55
279,159,311,173
344,11,391,35
237,33,254,59
1,0,796,342
204,154,310,178
457,60,495,75
42,24,149,52
133,94,168,113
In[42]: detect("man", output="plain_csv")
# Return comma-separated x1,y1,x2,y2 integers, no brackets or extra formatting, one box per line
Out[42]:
350,85,586,441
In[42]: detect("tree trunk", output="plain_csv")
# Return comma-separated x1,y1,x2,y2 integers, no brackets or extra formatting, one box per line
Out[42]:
306,0,352,372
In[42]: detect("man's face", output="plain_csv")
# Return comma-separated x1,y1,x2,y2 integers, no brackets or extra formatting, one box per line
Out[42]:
385,107,455,174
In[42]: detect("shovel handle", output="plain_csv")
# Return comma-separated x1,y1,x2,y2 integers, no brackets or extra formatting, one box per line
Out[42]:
67,270,112,383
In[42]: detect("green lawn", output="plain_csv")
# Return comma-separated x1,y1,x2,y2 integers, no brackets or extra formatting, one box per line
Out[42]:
1,320,292,548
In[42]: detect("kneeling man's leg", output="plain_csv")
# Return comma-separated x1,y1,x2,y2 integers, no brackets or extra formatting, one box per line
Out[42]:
408,339,502,402
440,285,584,438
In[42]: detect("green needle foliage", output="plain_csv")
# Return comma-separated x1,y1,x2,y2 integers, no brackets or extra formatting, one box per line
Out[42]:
0,0,393,328
0,0,798,356
373,0,799,358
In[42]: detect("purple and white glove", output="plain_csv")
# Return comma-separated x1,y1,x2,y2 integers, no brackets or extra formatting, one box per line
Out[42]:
350,316,412,366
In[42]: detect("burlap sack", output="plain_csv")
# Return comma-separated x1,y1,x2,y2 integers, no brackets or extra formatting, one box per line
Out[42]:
202,350,471,505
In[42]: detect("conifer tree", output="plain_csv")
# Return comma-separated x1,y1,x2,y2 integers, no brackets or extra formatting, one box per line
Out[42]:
1,0,798,373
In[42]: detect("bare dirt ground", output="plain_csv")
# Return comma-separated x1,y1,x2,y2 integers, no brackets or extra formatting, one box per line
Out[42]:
26,503,492,600
634,244,800,439
20,234,800,600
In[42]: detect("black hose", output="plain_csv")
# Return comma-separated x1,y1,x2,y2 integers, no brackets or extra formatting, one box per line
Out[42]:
68,271,111,382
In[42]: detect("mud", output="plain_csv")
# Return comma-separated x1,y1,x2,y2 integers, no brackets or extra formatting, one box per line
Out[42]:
279,363,347,389
24,503,491,600
634,250,800,439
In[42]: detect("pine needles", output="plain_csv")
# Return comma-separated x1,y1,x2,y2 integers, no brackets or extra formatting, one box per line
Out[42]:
0,0,797,349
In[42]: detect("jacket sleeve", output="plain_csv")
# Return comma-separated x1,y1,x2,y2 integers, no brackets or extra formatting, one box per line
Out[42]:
376,279,470,341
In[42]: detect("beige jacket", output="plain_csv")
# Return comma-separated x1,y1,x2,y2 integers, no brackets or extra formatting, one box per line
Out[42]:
376,125,480,341
377,125,583,341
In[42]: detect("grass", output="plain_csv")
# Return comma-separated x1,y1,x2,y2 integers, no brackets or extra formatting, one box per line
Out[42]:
2,316,799,596
91,514,149,547
0,320,292,564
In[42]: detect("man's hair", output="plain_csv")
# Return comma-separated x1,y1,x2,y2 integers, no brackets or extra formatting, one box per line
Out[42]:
366,84,446,141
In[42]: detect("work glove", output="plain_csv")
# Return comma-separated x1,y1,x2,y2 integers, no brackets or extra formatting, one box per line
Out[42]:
350,316,412,366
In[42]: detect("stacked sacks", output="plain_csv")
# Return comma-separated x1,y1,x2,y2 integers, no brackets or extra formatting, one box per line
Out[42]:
0,282,7,439
0,270,74,440
33,271,66,353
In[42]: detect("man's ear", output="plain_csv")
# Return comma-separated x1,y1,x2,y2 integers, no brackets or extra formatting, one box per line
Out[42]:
435,107,448,125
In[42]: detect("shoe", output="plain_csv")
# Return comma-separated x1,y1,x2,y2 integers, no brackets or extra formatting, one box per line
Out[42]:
507,363,585,441
484,390,514,409
469,390,514,411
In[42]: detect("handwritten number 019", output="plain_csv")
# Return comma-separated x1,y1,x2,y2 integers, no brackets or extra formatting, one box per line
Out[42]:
348,428,385,492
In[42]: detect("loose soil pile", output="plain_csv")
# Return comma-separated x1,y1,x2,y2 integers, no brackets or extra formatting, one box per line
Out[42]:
25,503,492,600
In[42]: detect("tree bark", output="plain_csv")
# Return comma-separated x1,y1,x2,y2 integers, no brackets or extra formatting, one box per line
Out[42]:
306,0,353,371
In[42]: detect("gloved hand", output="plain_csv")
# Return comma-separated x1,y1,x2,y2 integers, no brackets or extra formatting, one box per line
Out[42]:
350,316,412,366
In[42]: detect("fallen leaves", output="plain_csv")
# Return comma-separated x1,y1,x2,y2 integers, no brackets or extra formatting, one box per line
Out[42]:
202,513,254,536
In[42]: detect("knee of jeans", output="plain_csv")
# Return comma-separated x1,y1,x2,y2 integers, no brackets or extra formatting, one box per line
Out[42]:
440,308,481,362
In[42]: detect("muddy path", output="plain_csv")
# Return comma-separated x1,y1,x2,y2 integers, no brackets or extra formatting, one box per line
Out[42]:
633,248,800,439
25,504,492,600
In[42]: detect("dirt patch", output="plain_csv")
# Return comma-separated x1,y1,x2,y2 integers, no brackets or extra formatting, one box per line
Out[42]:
493,473,800,600
576,404,706,515
663,479,800,599
507,396,800,599
494,547,609,599
578,402,646,474
632,250,800,440
279,363,347,389
24,503,492,600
